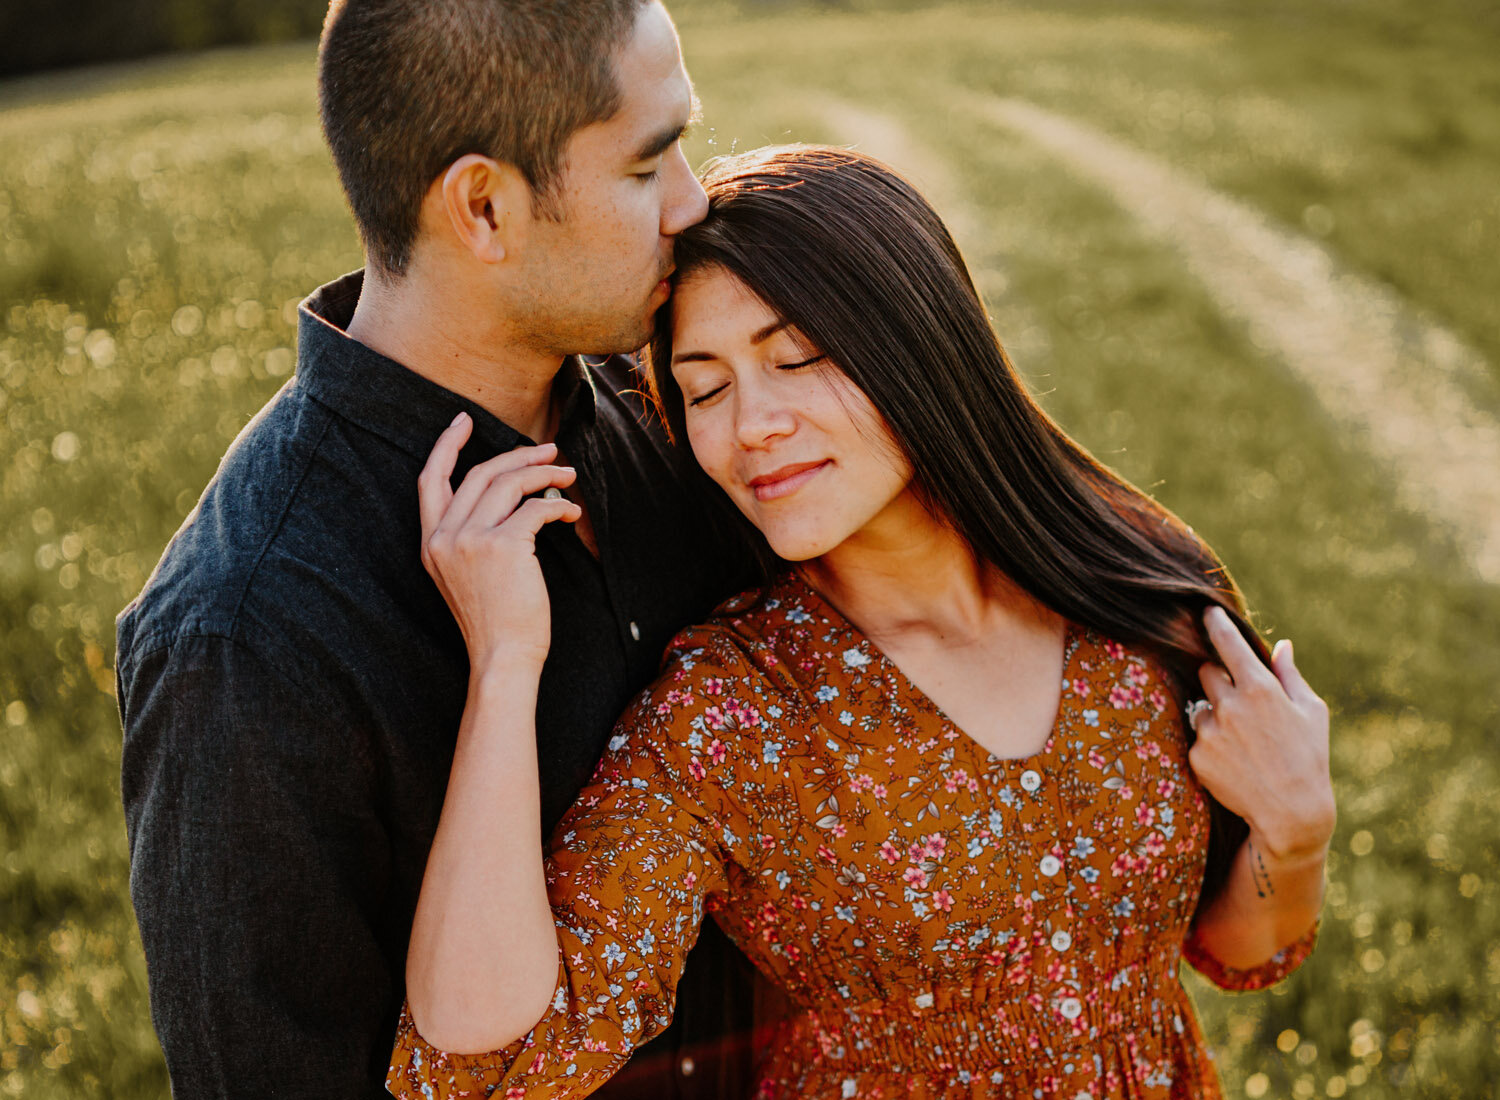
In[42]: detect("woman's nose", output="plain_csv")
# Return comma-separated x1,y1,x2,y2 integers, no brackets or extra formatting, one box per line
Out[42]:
733,385,796,449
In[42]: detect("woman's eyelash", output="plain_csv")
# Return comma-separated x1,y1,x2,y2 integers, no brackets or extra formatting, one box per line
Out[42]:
687,356,824,406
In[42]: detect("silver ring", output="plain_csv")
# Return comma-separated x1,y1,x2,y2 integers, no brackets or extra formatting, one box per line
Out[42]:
1185,699,1214,732
542,487,563,501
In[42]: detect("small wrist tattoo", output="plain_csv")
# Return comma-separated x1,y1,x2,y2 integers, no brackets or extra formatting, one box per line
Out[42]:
1250,841,1277,899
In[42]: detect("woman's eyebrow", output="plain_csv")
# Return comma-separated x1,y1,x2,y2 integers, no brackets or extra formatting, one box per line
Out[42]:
670,349,718,366
751,320,790,344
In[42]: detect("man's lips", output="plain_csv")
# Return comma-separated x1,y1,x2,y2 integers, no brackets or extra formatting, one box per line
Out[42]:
748,460,830,502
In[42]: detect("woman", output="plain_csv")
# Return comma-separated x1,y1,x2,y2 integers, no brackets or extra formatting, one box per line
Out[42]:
386,145,1334,1099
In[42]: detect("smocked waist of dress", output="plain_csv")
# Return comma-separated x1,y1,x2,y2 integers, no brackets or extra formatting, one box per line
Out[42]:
760,957,1204,1092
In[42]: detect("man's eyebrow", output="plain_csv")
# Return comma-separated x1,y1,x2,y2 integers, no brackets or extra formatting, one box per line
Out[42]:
633,90,703,162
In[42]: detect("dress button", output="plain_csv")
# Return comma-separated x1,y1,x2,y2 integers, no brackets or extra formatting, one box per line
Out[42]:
1039,854,1062,877
629,621,641,642
1051,930,1072,952
679,1056,695,1077
1060,996,1083,1020
1020,769,1042,792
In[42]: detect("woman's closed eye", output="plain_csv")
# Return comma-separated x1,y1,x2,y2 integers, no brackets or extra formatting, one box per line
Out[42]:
687,356,825,407
779,355,825,372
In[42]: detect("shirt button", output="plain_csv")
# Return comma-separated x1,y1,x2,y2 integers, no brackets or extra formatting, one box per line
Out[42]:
1039,854,1062,877
1051,930,1072,952
679,1056,696,1077
629,621,641,642
1060,996,1083,1020
1020,769,1042,792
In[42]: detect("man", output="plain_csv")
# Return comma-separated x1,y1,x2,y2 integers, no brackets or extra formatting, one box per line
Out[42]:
117,1,760,1095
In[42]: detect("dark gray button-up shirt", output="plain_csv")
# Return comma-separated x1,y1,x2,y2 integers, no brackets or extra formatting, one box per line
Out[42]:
117,271,761,1099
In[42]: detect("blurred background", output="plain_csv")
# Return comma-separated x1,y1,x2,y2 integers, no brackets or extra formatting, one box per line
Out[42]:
2,0,1498,1096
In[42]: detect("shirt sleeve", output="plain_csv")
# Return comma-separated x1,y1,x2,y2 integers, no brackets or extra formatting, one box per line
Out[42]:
1182,919,1319,990
119,633,396,1099
387,631,751,1100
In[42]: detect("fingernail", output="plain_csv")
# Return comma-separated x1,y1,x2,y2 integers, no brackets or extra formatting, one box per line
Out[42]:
451,412,466,427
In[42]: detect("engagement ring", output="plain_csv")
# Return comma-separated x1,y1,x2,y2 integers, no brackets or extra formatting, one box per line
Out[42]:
1185,699,1214,732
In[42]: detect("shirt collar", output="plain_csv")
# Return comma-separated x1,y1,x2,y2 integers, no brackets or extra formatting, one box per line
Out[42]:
295,270,599,462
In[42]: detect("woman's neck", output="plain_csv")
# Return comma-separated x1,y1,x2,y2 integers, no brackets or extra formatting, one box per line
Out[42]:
798,490,1046,648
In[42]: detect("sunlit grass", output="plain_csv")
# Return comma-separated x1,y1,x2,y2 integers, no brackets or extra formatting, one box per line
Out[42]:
2,3,1496,1096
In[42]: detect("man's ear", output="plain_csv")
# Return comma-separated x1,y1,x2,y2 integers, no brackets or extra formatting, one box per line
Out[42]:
433,154,534,265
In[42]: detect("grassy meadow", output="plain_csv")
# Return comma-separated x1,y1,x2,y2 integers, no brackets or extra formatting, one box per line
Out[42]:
2,1,1498,1096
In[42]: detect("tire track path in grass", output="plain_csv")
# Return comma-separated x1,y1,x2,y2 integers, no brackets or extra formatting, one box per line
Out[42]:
963,96,1500,585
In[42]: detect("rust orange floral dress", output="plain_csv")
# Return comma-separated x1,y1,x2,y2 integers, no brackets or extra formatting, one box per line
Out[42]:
388,573,1317,1099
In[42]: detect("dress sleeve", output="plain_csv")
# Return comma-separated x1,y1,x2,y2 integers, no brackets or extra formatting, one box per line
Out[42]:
1182,919,1319,990
387,630,755,1099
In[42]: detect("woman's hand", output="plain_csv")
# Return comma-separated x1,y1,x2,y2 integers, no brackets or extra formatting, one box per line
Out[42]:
1188,606,1336,865
418,412,583,675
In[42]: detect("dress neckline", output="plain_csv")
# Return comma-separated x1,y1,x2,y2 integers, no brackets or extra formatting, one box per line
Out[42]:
777,571,1085,771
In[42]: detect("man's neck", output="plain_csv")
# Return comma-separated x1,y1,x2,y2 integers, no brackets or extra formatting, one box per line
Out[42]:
346,267,565,443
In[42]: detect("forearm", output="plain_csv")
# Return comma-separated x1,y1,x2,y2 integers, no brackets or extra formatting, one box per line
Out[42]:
405,659,559,1054
1189,832,1326,971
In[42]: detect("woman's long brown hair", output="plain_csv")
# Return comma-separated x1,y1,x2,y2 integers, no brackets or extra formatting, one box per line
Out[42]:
646,144,1265,910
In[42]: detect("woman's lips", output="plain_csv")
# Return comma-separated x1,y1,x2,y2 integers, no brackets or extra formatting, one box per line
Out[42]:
749,460,830,502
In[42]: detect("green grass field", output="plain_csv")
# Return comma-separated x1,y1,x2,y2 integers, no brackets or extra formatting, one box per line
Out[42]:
2,1,1498,1096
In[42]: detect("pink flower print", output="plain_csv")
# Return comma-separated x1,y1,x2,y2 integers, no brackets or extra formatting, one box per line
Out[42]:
872,783,888,799
1046,959,1066,982
1108,685,1133,710
831,821,848,839
707,739,726,765
655,700,672,716
688,758,707,781
932,889,954,912
1144,833,1166,857
702,678,724,696
923,833,947,859
1126,685,1144,707
1149,688,1168,713
508,1087,528,1099
879,840,902,864
1127,663,1149,687
908,842,925,863
850,774,874,793
1087,749,1108,771
904,867,929,889
817,844,838,863
760,835,775,851
1071,678,1091,698
790,894,809,910
984,947,1005,966
684,871,697,889
703,705,726,730
1157,779,1177,798
1105,641,1126,661
1110,852,1131,878
1135,804,1155,827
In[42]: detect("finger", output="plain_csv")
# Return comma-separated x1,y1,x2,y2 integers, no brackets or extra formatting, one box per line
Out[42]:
443,442,559,533
1203,606,1274,690
418,413,473,539
1197,662,1234,708
1271,638,1318,704
496,495,584,541
466,465,578,531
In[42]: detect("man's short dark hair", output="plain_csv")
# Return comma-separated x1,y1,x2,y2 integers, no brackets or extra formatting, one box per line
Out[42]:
318,0,650,277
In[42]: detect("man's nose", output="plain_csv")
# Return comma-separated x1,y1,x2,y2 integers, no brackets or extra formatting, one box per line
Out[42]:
662,146,708,237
